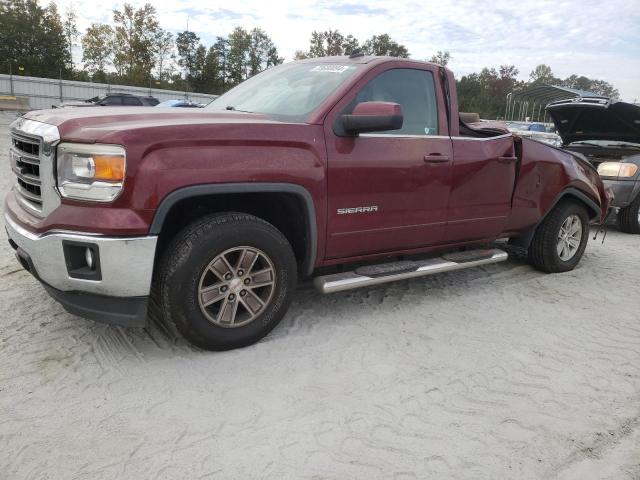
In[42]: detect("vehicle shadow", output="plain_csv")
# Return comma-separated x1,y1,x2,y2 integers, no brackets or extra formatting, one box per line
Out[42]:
6,227,622,361
132,245,535,356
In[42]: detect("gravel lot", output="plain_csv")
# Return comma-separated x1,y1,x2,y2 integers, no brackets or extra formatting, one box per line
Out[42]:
1,112,639,479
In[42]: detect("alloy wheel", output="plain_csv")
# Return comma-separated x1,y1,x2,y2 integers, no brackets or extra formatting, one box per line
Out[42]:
198,246,276,328
557,214,582,261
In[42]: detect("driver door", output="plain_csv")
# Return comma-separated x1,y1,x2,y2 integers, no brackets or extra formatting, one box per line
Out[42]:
323,66,453,259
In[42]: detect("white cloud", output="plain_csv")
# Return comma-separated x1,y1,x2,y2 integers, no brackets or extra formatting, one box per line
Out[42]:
52,0,640,100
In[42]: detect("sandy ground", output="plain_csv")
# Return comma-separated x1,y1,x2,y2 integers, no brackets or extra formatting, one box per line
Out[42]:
0,112,639,479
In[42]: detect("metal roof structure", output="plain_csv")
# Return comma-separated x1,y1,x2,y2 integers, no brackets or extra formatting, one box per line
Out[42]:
504,84,601,123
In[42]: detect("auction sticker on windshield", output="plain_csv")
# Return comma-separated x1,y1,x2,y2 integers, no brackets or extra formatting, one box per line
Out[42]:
310,65,351,73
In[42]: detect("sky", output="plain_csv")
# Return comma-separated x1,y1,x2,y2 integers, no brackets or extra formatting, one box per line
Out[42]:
51,0,640,101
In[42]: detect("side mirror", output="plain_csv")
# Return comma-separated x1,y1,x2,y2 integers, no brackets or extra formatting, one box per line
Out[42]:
341,101,403,135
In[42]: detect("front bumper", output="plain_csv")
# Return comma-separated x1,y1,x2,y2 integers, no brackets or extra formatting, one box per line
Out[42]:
5,213,157,327
602,178,640,208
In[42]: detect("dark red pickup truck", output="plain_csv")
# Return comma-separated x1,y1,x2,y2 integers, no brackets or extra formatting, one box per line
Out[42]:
5,55,611,349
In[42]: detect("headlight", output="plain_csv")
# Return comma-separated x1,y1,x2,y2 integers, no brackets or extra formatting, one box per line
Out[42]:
57,143,126,201
597,162,639,179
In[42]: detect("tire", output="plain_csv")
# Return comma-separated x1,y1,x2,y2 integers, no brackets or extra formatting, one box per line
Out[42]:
157,212,297,351
528,200,590,273
617,194,640,234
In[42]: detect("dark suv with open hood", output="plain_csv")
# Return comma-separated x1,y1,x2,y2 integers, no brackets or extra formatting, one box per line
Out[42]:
547,97,640,233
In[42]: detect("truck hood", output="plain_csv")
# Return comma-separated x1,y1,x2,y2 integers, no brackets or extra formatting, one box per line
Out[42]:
23,107,283,139
546,98,640,145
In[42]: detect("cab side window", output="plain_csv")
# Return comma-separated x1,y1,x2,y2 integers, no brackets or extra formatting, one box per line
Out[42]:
123,96,143,106
102,95,122,105
354,68,438,136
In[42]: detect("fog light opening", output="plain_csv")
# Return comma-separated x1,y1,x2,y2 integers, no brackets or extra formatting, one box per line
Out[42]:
62,241,102,280
85,247,95,270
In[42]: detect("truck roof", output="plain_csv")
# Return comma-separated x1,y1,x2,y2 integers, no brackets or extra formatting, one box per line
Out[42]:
296,55,441,68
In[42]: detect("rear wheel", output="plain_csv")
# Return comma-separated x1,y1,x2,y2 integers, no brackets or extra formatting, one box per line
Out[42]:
157,212,297,350
528,201,590,273
617,194,640,234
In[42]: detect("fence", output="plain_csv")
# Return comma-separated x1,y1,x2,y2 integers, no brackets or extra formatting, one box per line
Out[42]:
0,74,218,110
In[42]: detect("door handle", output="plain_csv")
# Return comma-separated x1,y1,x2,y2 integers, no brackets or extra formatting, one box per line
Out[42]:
424,154,450,163
498,156,518,164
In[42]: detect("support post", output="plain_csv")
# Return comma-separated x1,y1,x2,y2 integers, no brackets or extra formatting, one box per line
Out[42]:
59,69,63,103
505,93,511,121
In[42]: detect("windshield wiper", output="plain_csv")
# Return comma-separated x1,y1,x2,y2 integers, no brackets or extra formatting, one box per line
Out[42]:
224,105,253,113
569,141,605,148
570,141,640,149
605,142,640,149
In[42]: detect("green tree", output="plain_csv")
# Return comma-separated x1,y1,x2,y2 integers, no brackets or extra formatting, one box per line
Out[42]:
529,64,557,85
266,45,284,68
81,23,114,79
63,5,79,71
588,79,619,98
303,30,348,57
212,37,230,90
0,0,71,77
429,51,451,67
300,31,407,58
191,44,207,90
247,28,283,76
324,30,346,56
201,46,221,93
226,27,251,85
457,64,521,118
308,30,331,57
362,34,409,57
176,30,200,84
154,29,173,84
342,35,360,55
42,2,71,75
561,74,619,98
112,3,159,84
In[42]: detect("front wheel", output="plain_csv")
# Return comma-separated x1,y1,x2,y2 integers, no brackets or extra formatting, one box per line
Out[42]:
157,212,297,350
528,201,590,273
617,194,640,234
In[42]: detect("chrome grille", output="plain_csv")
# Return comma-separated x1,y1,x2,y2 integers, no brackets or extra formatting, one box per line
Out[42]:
10,132,43,211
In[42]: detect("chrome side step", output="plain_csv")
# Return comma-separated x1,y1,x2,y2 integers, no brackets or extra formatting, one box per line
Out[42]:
314,248,508,294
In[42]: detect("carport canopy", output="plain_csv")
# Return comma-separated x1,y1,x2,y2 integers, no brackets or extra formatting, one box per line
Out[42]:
505,85,598,122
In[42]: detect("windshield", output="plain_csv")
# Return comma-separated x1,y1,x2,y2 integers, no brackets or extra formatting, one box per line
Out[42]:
156,100,182,107
207,62,361,122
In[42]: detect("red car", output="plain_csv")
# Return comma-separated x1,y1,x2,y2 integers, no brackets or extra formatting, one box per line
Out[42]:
5,55,611,350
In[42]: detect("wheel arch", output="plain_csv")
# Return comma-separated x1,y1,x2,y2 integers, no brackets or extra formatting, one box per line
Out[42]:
149,183,318,276
510,187,601,249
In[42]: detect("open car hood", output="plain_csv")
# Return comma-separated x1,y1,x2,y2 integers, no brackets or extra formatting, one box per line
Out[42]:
546,98,640,145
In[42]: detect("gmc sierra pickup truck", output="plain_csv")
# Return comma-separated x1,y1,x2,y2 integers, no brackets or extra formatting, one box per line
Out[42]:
5,54,611,350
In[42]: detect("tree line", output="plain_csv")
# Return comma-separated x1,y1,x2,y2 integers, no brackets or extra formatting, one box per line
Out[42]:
0,0,287,94
0,0,620,118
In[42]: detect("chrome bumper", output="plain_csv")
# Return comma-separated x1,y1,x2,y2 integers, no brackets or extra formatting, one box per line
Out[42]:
4,214,157,297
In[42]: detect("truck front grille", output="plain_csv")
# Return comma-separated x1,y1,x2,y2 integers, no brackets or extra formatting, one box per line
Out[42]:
10,132,43,212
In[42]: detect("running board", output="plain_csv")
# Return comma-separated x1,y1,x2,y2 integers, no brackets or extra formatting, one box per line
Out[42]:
314,248,508,294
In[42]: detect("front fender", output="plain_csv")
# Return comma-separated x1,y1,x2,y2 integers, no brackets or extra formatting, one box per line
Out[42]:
505,138,606,245
148,183,319,276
